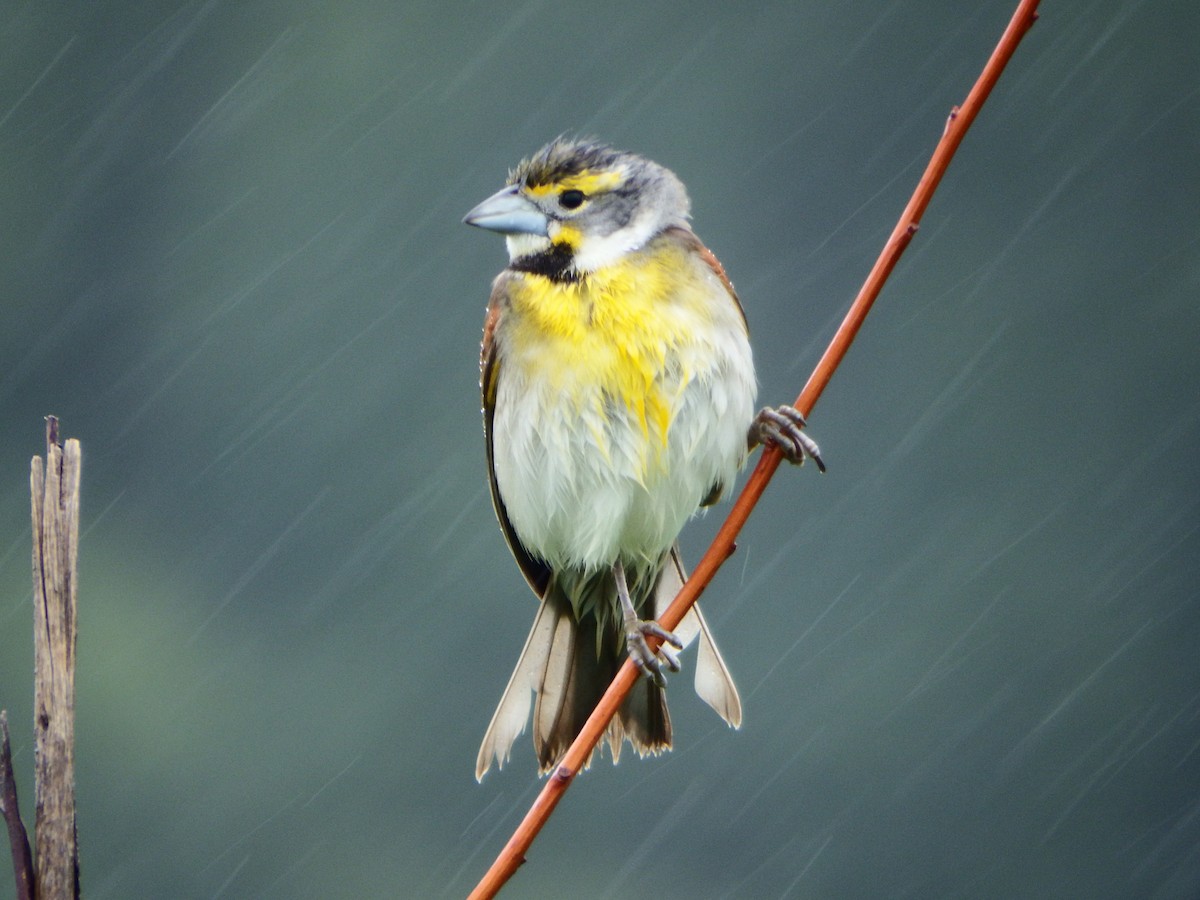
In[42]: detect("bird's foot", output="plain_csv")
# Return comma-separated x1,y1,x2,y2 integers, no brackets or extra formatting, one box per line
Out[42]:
612,559,683,687
750,405,826,471
624,617,682,688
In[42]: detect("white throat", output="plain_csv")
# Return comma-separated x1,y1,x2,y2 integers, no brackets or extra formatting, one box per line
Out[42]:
505,233,551,262
569,215,661,274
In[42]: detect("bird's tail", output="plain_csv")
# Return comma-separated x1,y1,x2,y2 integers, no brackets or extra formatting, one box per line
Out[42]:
475,549,740,781
475,574,669,781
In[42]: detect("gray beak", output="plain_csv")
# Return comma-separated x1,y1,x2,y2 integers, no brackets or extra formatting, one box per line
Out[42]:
463,184,549,237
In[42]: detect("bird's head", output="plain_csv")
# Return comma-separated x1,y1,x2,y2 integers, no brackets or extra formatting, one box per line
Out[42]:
464,139,690,277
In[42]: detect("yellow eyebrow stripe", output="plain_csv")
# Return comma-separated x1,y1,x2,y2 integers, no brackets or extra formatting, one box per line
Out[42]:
526,169,623,197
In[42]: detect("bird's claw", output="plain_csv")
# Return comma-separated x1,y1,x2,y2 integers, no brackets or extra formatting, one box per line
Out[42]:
625,618,683,687
750,405,826,471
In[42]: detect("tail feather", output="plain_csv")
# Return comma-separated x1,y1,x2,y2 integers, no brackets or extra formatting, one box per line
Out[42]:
532,600,597,771
475,592,559,781
476,550,734,780
618,673,671,760
532,602,574,753
656,546,742,728
531,584,671,773
687,604,742,728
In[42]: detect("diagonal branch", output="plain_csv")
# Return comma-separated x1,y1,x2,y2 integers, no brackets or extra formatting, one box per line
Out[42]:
468,1,1041,896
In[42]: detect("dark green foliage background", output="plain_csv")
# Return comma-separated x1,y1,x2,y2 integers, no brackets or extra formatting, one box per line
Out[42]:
2,2,1198,897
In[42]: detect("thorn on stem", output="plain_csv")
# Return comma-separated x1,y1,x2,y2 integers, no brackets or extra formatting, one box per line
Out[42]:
550,765,574,786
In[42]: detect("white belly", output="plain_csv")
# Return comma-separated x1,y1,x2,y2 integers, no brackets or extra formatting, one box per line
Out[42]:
491,329,756,572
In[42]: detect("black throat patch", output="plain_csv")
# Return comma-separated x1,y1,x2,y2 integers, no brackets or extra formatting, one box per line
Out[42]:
509,243,579,283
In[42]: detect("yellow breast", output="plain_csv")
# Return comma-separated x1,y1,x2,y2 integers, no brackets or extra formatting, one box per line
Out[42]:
490,236,756,569
502,240,713,445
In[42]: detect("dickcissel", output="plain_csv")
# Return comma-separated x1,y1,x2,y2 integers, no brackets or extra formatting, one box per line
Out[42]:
465,138,822,781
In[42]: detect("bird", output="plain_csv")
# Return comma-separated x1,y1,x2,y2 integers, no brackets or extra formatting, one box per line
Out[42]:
465,138,823,781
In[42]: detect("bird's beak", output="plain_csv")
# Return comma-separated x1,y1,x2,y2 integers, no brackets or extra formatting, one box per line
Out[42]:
463,185,549,236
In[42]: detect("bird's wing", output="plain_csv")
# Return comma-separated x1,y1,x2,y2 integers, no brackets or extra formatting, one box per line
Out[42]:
663,224,749,332
664,224,751,508
481,273,552,599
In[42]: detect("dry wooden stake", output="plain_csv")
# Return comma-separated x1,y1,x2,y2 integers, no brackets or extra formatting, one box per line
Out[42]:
30,416,82,900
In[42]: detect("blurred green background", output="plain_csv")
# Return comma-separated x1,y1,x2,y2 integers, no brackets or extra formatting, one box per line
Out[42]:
2,1,1198,897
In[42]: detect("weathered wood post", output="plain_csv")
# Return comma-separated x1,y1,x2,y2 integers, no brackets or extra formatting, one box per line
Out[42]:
29,416,82,899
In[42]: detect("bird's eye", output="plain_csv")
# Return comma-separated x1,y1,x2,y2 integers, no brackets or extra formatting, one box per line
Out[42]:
559,189,585,210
